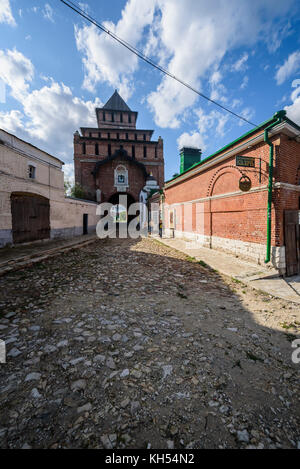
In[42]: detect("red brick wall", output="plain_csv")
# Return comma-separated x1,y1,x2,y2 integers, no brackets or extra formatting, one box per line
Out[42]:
74,131,164,201
164,130,300,248
96,157,147,203
272,134,300,246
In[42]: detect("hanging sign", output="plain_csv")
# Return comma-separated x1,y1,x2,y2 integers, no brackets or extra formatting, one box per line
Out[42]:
236,155,255,168
239,175,252,192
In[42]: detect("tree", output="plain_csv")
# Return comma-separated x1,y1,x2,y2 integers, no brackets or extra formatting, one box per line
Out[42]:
70,183,85,199
64,178,85,199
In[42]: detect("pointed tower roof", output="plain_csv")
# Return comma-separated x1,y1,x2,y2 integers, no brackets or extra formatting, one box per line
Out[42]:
103,90,131,112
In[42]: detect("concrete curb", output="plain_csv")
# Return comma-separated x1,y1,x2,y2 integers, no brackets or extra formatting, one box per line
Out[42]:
154,237,300,305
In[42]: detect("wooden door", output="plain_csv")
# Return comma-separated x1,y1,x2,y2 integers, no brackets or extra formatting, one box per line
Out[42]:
83,214,88,235
284,210,300,277
11,193,50,244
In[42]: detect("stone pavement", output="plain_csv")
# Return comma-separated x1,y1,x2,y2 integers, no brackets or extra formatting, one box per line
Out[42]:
157,237,300,304
0,234,98,277
0,237,299,449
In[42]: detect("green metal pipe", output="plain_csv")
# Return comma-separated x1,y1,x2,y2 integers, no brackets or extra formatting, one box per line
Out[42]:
264,110,286,263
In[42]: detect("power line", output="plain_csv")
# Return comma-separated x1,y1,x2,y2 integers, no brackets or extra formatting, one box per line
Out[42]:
60,0,258,127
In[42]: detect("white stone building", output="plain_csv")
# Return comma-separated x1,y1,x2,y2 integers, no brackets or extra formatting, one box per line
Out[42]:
0,129,99,247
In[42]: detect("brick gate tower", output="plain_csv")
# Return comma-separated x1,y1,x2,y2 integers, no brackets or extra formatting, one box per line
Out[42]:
73,90,164,204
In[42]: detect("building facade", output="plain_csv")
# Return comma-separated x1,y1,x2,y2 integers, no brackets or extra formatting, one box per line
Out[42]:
74,91,164,206
158,111,300,276
0,129,99,247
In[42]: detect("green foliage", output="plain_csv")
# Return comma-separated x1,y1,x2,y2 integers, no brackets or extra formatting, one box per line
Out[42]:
186,256,196,262
64,178,85,199
198,260,208,268
71,183,85,199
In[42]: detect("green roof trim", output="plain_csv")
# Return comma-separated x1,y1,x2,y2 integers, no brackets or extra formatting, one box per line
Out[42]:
165,111,300,185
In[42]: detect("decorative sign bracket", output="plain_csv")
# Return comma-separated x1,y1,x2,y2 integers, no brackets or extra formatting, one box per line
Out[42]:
239,175,252,192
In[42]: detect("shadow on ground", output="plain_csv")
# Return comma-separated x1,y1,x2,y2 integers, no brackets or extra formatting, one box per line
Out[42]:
0,237,299,449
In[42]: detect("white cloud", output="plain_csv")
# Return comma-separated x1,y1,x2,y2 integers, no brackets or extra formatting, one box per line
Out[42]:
74,0,157,99
0,48,34,100
0,109,24,134
177,131,205,151
275,50,300,85
232,53,249,72
0,48,102,169
232,98,243,109
285,85,300,125
268,22,292,54
177,108,229,150
0,0,16,26
209,70,227,103
43,3,54,23
240,75,249,90
78,3,90,14
63,163,75,185
73,0,293,128
238,107,255,126
21,82,101,150
146,0,293,128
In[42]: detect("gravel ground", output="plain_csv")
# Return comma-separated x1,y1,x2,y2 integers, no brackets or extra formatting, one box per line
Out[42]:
0,237,299,449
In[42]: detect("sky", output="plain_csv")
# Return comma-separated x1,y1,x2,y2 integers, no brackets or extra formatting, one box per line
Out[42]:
1,0,300,183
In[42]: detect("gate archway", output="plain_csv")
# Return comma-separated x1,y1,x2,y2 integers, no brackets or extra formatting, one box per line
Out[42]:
11,193,50,244
108,192,137,224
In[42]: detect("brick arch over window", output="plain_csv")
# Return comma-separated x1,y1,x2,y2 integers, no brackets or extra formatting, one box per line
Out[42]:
207,165,244,197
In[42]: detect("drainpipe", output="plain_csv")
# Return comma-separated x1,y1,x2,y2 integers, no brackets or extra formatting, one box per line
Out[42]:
264,110,286,264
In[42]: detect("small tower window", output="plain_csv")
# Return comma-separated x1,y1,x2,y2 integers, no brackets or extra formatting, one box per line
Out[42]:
82,142,86,155
117,133,120,140
143,134,146,141
132,145,135,159
135,134,137,141
108,144,111,157
111,113,114,122
28,165,36,179
128,114,132,124
143,146,147,158
95,143,99,155
126,133,128,140
103,112,106,121
120,113,123,123
155,147,158,158
108,132,110,139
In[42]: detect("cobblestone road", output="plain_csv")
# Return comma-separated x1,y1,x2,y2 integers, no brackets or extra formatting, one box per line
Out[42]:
0,238,299,449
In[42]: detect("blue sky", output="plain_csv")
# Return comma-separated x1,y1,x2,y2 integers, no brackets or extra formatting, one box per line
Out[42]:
1,0,300,182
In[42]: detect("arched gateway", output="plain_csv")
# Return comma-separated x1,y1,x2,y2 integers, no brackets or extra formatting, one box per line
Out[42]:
73,90,164,203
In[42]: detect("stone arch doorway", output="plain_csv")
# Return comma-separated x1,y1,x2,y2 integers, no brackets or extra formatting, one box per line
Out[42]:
11,192,50,244
108,193,137,225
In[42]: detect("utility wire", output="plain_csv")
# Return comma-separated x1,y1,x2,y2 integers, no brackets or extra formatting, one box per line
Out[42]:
60,0,258,127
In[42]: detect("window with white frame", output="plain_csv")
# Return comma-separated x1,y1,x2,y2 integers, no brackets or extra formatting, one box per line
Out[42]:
114,165,128,187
